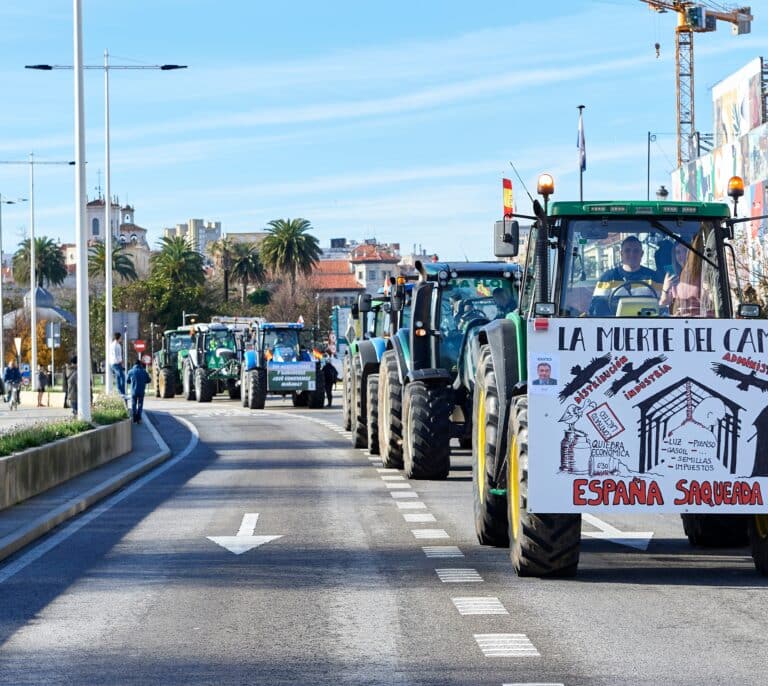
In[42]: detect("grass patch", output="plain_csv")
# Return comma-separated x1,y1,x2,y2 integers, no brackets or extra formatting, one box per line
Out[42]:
0,395,130,457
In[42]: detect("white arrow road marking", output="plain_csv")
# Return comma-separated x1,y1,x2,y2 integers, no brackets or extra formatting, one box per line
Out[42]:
207,513,283,555
581,513,654,551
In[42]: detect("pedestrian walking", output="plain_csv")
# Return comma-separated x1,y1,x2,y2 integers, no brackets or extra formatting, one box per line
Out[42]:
110,332,126,397
127,358,151,424
67,356,78,416
36,366,48,407
3,360,21,404
322,354,338,408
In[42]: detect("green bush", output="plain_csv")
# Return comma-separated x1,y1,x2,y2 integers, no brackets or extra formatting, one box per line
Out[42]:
92,395,130,425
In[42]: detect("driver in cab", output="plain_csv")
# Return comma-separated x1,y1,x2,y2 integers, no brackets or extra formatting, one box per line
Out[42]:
590,236,661,316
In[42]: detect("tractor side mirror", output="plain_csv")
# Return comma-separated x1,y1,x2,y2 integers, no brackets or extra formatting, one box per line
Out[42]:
351,303,359,319
358,293,373,313
494,219,519,258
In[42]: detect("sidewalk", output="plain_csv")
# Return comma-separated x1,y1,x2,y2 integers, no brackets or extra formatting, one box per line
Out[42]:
0,415,171,563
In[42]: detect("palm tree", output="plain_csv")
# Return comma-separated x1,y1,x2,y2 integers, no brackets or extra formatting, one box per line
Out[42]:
209,236,235,302
12,236,67,288
231,242,266,303
88,242,138,283
260,218,321,297
150,236,205,286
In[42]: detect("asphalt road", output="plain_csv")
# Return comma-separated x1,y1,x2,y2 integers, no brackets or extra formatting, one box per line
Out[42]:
1,392,767,685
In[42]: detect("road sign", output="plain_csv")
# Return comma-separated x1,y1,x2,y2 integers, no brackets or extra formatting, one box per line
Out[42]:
133,339,146,352
13,337,21,357
46,322,61,349
142,354,152,365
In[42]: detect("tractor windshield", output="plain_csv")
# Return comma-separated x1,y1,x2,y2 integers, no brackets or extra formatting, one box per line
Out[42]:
560,218,727,318
168,332,194,353
439,275,517,370
262,329,300,362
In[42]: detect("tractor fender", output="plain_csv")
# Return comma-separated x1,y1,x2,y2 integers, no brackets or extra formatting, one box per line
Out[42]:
391,330,410,386
477,317,524,426
405,368,452,385
243,349,258,371
357,339,382,378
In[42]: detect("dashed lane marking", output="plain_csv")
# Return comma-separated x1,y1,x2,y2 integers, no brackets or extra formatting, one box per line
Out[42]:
391,491,419,499
376,468,400,473
503,683,564,686
403,513,436,523
435,568,483,583
396,501,427,509
381,475,406,481
452,597,508,615
385,482,412,489
474,634,539,657
412,529,450,539
422,546,463,558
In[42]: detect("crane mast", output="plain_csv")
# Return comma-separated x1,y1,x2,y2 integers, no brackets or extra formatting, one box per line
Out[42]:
640,1,753,166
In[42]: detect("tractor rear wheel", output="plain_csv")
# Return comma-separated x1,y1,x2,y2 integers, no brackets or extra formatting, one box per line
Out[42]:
750,516,768,575
507,395,581,577
194,368,213,403
681,514,749,547
351,368,367,449
472,345,509,547
378,350,404,468
342,356,352,431
154,367,161,397
403,381,451,480
240,369,249,407
183,365,196,401
292,391,308,407
248,369,266,409
366,374,380,455
227,378,241,400
160,368,175,398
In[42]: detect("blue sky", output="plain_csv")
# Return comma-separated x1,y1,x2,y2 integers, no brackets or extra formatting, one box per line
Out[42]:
0,1,765,261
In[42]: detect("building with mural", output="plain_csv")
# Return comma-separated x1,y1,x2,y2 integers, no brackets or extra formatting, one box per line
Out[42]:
671,57,768,284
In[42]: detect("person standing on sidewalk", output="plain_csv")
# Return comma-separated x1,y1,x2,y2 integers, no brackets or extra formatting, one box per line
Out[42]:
322,354,338,408
36,366,48,407
127,358,151,424
110,332,126,398
67,357,78,416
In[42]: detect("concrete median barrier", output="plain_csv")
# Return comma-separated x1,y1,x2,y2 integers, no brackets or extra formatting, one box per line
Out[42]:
0,419,132,511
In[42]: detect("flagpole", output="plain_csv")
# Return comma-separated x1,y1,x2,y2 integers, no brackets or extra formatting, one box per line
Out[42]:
577,105,585,201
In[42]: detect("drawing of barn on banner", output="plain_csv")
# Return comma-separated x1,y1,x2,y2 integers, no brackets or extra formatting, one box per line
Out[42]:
634,378,743,476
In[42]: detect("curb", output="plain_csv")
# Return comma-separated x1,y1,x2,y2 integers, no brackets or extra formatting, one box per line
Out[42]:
0,415,171,563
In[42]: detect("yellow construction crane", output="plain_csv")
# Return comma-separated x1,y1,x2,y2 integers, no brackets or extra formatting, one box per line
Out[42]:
640,1,753,166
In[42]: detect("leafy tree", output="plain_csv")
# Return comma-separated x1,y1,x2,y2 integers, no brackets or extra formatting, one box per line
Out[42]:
260,218,321,297
12,237,67,289
150,236,205,287
231,242,266,303
88,242,138,284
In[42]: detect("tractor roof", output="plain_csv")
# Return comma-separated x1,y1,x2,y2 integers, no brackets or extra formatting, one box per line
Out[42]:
422,261,520,276
550,200,731,219
261,322,304,330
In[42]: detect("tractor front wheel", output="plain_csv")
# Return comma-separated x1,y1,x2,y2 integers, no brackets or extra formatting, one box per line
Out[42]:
367,374,380,455
342,356,352,431
160,368,175,399
681,514,749,548
248,369,267,409
378,350,404,468
507,395,581,577
403,381,451,480
183,365,196,401
194,368,213,403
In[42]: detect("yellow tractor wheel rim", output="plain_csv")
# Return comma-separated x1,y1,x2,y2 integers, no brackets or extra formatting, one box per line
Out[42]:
508,434,520,540
477,388,486,504
755,515,768,539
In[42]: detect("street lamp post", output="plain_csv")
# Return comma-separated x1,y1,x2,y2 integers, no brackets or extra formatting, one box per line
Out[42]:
0,157,74,390
0,195,27,369
27,57,187,394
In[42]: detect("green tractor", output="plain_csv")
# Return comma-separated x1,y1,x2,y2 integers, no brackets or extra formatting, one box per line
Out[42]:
472,172,768,577
379,262,518,478
153,327,194,398
181,323,242,403
240,321,325,410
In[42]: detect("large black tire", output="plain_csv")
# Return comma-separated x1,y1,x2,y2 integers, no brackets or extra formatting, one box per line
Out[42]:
292,391,309,407
367,374,380,455
472,345,509,547
309,383,325,409
160,368,175,398
403,381,451,480
194,368,213,403
240,369,249,407
248,368,267,409
154,367,161,397
681,514,749,548
342,356,352,431
507,395,581,577
351,366,367,449
378,350,404,468
183,365,196,401
227,378,241,400
750,516,768,575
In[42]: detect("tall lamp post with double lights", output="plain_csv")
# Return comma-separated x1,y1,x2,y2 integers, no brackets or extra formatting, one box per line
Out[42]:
0,194,28,368
27,55,186,393
0,157,74,390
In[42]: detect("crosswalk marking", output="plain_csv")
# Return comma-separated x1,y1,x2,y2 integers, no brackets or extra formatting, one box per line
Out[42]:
376,468,400,473
403,513,436,522
396,501,427,509
381,475,405,481
435,568,483,583
474,634,539,657
422,546,463,558
503,683,564,686
451,597,507,615
385,482,412,489
412,528,449,539
391,491,419,499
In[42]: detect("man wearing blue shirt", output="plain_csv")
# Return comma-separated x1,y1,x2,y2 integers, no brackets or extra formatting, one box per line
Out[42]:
127,358,151,424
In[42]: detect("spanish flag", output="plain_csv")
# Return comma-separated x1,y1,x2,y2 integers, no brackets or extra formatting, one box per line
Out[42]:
503,178,513,217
